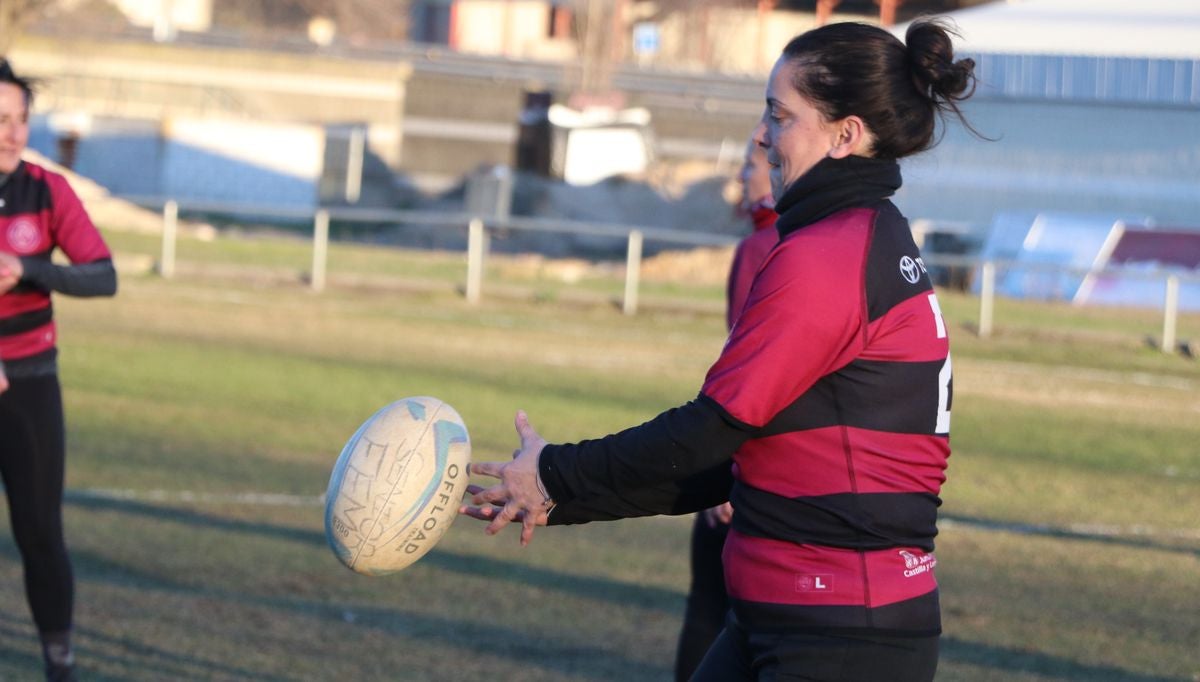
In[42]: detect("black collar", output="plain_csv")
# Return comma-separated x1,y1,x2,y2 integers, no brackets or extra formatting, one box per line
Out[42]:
0,160,25,193
774,155,902,237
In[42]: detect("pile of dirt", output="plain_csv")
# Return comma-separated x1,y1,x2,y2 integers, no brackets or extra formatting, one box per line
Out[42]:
414,166,751,265
641,246,736,285
486,246,736,286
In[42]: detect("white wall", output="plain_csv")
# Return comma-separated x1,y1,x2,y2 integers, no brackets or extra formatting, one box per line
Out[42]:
161,118,323,205
453,0,551,59
31,115,326,208
112,0,213,32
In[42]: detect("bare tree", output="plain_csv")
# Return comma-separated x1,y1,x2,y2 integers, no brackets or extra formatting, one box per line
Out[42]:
0,0,56,53
290,0,411,42
570,0,621,100
637,0,760,23
566,0,765,93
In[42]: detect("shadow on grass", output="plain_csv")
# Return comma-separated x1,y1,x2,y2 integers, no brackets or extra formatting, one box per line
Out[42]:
274,599,671,680
0,547,297,681
942,513,1200,558
78,625,295,682
941,636,1184,682
0,612,43,675
15,495,1189,681
58,492,676,679
71,562,670,680
61,553,667,680
64,491,683,613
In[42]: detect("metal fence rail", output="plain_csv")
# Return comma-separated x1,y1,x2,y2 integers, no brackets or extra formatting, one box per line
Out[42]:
134,197,1198,353
924,254,1200,353
140,196,740,317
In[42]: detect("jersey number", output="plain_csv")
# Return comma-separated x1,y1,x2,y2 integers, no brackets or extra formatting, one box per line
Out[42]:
929,294,951,434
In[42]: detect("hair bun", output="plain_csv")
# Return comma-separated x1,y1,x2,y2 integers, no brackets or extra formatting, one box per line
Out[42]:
931,57,976,99
906,19,976,102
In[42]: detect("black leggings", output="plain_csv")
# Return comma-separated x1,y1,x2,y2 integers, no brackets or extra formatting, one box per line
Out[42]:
0,373,74,634
676,514,730,682
691,612,939,682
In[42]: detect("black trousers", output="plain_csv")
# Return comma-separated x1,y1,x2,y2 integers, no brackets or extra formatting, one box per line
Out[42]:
0,373,74,633
691,612,939,682
675,513,730,682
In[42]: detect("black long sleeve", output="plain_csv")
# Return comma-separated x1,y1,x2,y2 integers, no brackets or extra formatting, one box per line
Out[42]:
19,257,117,297
538,394,753,520
547,460,733,525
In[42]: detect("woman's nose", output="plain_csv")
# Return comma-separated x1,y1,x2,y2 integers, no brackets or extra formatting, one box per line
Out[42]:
752,121,769,148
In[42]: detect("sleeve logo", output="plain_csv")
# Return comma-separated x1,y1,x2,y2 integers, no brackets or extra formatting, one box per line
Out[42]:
899,255,925,284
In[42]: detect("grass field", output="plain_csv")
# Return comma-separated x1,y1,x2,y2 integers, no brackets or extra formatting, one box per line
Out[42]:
1,228,1198,681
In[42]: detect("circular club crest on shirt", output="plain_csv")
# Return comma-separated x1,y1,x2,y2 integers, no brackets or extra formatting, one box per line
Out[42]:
6,218,42,254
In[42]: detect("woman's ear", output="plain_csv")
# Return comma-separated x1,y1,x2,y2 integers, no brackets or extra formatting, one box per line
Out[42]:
827,115,873,159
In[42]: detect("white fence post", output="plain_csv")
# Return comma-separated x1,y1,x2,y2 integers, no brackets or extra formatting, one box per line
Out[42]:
979,260,995,338
311,209,329,292
623,229,644,316
466,218,487,304
346,127,364,204
159,199,178,278
1162,275,1179,354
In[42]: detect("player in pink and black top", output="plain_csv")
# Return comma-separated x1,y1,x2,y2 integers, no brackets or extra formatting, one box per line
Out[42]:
0,59,117,682
463,20,977,681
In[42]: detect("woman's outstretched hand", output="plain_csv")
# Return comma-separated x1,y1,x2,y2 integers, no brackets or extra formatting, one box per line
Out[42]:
459,410,554,546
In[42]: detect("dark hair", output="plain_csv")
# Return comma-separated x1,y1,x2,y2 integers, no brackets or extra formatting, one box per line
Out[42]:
0,58,35,108
781,19,977,160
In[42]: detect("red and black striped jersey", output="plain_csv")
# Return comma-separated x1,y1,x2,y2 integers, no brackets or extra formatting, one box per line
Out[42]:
706,195,950,635
0,160,113,366
540,155,950,636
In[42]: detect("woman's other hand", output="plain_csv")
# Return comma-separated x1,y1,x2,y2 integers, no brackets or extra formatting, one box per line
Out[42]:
0,252,21,294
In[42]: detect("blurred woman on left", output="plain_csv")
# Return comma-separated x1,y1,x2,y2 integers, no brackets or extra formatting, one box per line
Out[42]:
0,58,117,682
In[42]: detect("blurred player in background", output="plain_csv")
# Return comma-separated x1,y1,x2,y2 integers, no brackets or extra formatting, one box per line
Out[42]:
0,58,118,682
674,132,777,682
465,19,976,681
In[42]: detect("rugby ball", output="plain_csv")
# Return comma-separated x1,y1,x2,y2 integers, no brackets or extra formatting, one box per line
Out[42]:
324,396,471,576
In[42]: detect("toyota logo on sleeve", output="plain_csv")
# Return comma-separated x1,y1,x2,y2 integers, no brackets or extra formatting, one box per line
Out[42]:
899,255,921,284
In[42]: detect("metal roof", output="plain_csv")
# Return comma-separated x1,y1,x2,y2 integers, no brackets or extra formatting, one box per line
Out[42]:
895,0,1200,105
968,52,1199,106
921,0,1200,59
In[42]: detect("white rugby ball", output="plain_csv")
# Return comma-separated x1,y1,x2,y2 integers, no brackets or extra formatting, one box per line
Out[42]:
324,396,471,576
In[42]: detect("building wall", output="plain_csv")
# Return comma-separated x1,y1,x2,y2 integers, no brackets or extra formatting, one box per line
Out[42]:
653,8,828,74
898,96,1200,231
896,49,1200,232
30,115,325,207
444,2,874,75
162,118,323,205
452,0,553,59
10,34,411,169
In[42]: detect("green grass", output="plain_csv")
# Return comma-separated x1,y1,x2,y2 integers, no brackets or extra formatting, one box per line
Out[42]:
1,227,1198,681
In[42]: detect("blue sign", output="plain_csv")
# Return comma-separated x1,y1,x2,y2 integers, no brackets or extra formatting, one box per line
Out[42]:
633,22,660,57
